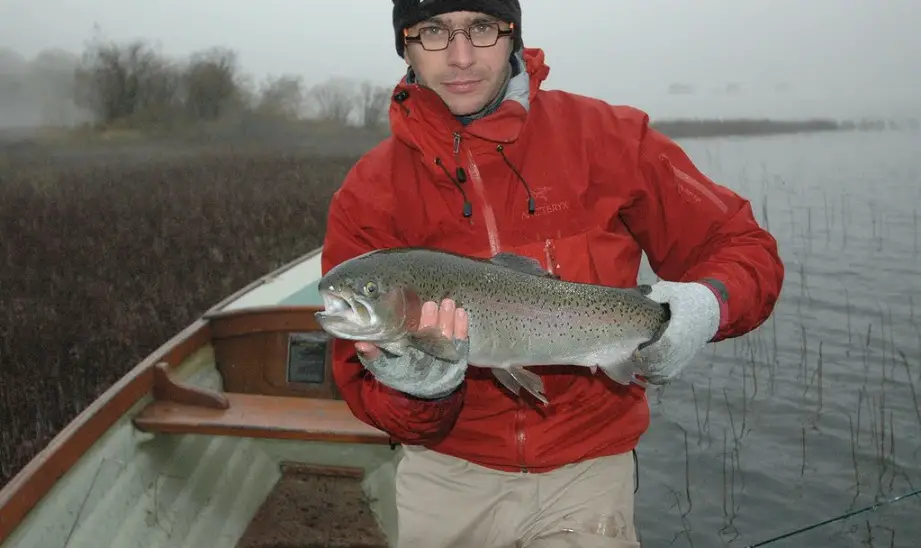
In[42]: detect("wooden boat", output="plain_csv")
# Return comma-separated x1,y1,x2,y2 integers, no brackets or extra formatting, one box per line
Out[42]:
0,247,400,548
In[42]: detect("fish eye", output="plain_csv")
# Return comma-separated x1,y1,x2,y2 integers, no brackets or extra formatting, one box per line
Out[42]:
362,281,378,296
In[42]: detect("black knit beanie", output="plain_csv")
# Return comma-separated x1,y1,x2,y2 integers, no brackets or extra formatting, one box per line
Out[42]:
392,0,522,58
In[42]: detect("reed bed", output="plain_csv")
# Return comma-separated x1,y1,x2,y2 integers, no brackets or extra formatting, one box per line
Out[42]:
0,144,355,487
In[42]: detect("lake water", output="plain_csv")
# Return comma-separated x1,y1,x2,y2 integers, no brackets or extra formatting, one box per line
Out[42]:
633,129,921,547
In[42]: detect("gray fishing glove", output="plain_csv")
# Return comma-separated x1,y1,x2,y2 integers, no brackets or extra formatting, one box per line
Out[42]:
356,339,470,400
631,280,723,384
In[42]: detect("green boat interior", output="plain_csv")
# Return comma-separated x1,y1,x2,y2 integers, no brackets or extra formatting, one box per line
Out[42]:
0,251,401,548
136,305,395,548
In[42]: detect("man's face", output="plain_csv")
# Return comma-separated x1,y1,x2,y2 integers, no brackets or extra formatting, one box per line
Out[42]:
404,11,514,116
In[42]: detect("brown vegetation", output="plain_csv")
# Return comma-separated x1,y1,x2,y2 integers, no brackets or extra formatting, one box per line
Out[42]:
0,143,363,489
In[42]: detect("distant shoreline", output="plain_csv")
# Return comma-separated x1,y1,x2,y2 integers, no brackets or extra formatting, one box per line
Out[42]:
650,118,842,139
0,116,912,158
651,116,918,139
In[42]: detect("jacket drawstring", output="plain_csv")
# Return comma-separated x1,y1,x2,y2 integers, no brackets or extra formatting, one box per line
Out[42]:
393,87,534,219
434,157,473,218
434,145,536,219
496,145,536,215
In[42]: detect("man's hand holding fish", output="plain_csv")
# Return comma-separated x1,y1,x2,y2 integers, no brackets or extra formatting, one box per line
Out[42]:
354,298,470,400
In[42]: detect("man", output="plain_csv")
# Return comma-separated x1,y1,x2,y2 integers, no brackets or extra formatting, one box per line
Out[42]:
321,1,784,546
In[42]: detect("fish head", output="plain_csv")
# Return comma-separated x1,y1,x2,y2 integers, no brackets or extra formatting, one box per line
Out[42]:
314,255,421,343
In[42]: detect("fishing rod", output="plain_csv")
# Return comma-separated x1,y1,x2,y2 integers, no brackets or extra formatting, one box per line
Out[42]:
744,487,921,547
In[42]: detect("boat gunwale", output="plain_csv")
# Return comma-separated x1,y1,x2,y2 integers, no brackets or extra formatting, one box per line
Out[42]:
0,246,327,544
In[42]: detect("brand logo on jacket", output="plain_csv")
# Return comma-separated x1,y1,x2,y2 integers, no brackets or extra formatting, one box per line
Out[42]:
522,186,570,220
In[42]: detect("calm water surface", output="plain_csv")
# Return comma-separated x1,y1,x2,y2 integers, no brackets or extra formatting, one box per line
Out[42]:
633,129,921,548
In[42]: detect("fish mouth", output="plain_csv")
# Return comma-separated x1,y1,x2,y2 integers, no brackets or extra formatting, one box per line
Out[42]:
314,289,386,341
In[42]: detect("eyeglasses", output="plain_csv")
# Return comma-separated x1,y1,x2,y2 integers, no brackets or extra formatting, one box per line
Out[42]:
404,21,515,51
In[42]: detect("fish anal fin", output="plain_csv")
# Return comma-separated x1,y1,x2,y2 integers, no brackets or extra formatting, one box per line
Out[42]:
407,327,463,362
503,365,548,404
488,252,553,277
491,369,522,397
593,346,645,386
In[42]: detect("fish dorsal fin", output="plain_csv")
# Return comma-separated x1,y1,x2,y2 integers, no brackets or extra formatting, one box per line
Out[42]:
634,284,653,296
489,252,553,277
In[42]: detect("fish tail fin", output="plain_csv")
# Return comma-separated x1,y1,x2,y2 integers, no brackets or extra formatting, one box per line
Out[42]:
637,308,670,352
492,366,548,404
658,301,672,323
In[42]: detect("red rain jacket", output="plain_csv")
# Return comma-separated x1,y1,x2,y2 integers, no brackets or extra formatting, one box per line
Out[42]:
321,48,783,473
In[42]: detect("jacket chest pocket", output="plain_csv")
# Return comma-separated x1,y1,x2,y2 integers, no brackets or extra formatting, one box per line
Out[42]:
500,218,644,287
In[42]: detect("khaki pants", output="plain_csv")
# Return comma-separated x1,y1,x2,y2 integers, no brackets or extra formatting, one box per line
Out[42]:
394,445,641,548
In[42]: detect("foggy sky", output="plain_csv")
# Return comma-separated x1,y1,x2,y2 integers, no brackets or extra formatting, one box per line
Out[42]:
2,0,919,120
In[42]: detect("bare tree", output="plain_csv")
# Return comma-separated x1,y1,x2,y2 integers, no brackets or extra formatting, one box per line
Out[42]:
73,38,181,126
181,47,241,122
358,81,391,128
6,30,394,135
255,75,305,119
309,78,357,124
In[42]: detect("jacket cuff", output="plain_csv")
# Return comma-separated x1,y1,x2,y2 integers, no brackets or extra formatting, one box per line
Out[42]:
698,278,730,339
375,380,465,406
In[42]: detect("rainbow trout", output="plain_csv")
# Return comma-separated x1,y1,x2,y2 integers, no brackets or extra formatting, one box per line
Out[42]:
314,247,670,403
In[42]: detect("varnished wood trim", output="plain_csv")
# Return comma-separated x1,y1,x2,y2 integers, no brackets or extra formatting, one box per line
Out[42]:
205,305,325,339
152,361,229,410
206,304,338,399
207,247,324,313
133,393,389,445
0,247,324,544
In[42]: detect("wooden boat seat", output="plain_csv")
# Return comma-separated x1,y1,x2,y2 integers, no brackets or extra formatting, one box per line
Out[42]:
133,362,390,445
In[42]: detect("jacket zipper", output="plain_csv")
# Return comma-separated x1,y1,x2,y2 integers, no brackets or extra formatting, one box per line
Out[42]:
455,131,526,471
453,132,462,164
516,400,528,472
458,134,501,255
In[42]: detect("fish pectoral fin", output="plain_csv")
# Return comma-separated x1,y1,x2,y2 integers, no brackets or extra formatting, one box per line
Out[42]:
504,366,548,405
378,340,410,357
488,252,554,277
407,327,464,362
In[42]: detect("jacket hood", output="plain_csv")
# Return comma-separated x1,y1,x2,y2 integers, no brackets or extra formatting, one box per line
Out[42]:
387,47,551,162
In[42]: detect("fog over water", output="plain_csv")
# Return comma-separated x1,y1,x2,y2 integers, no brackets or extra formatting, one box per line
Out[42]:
1,0,920,126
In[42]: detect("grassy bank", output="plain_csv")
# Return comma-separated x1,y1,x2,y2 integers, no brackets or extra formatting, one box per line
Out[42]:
1,115,847,155
0,146,355,488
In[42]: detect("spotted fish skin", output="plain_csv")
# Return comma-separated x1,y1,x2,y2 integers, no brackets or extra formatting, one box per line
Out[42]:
315,247,670,403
